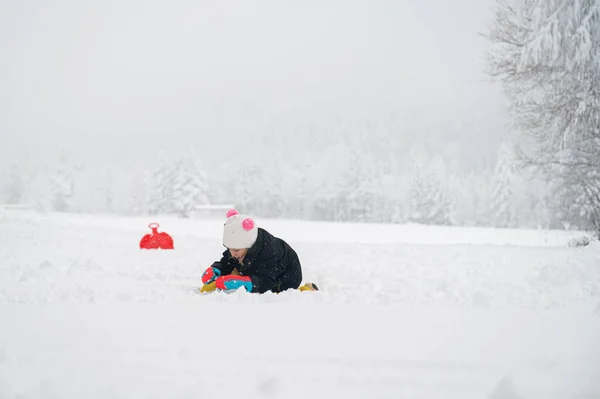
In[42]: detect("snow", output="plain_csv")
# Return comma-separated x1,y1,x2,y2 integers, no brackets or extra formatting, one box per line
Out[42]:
1,210,599,398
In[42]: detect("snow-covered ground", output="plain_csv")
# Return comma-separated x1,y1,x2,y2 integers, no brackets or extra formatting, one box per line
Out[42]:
1,210,599,399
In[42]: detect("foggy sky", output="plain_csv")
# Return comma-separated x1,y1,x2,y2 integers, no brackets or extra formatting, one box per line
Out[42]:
0,0,506,182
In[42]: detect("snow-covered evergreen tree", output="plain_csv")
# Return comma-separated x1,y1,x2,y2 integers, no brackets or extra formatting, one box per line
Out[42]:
448,169,479,227
280,156,310,220
70,165,111,213
297,145,338,221
408,148,453,225
130,168,149,215
343,149,374,222
261,178,285,219
235,163,260,215
250,154,286,219
431,156,455,225
104,168,114,213
49,153,76,212
490,142,515,228
365,163,397,223
172,158,210,218
513,176,552,229
148,152,176,215
5,165,25,204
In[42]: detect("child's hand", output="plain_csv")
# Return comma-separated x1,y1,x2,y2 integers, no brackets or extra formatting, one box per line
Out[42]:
201,266,221,284
215,275,253,292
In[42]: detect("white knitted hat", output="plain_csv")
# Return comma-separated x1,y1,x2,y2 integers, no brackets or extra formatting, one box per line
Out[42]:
222,209,258,249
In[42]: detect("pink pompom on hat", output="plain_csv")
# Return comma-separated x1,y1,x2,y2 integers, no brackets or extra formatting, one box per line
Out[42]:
223,209,258,249
226,209,238,218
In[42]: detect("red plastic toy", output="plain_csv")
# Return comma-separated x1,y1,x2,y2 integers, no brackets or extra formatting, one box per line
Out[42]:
140,223,174,250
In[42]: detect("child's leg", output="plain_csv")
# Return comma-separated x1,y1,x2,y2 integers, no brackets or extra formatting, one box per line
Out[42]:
298,282,319,291
277,257,303,291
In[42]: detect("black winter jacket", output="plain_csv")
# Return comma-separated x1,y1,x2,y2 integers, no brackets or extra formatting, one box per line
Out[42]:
211,228,302,293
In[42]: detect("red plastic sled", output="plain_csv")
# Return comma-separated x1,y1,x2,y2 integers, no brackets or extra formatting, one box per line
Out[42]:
140,223,174,250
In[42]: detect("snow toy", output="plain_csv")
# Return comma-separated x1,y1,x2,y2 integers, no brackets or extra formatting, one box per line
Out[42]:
201,266,221,284
203,265,253,291
198,269,319,293
215,274,253,291
200,267,239,293
139,223,174,250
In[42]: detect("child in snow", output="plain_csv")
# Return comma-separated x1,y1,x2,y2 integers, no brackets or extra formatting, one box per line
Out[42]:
201,209,314,293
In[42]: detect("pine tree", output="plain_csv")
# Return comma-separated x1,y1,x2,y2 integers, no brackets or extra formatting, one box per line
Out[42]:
408,148,454,226
430,156,455,226
235,163,259,214
280,156,310,219
172,158,210,218
301,145,348,221
367,163,395,223
49,153,76,212
148,152,176,215
261,178,285,219
344,149,374,222
490,142,515,227
130,168,149,215
253,154,286,219
5,165,25,204
105,168,114,213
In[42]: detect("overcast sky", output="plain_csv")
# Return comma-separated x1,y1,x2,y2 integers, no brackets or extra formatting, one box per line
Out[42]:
0,0,506,178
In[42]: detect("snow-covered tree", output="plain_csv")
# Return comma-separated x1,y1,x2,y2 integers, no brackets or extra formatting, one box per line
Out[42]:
490,142,516,227
248,153,287,219
70,165,112,213
364,164,398,224
486,0,600,234
342,149,375,222
172,158,210,218
130,168,149,215
280,156,311,220
50,153,76,212
447,169,484,227
260,177,286,219
235,163,261,215
512,175,552,229
148,152,176,215
552,166,600,232
146,152,212,217
104,168,114,213
5,165,25,204
408,148,454,225
302,154,338,221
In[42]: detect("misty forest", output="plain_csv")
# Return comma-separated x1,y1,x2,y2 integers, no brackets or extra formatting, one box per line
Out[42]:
1,0,599,235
